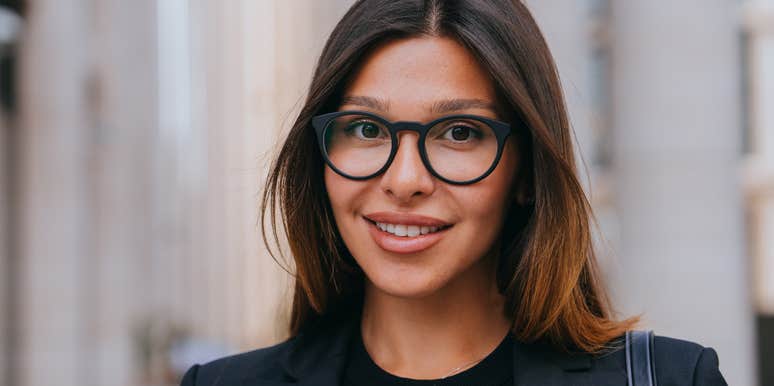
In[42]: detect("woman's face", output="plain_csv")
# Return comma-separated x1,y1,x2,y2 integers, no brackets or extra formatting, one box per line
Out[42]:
325,36,519,298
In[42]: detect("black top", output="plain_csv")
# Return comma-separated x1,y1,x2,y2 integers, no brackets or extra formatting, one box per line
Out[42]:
179,310,728,386
343,331,513,386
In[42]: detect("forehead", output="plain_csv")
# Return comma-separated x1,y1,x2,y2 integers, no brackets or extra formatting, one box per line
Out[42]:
342,36,498,116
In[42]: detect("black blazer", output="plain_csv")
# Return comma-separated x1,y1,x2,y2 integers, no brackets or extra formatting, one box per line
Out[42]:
180,314,727,386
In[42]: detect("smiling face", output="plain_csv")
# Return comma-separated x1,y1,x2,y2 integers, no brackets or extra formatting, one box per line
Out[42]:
324,36,519,298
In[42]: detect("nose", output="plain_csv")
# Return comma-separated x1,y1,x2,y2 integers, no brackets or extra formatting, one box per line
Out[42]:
379,131,436,203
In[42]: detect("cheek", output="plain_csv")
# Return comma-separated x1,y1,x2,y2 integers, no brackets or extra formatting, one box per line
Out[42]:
324,167,370,238
324,167,342,207
325,168,356,220
459,144,519,219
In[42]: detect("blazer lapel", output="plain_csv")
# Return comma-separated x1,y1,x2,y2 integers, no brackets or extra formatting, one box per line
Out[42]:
241,314,358,386
512,339,625,386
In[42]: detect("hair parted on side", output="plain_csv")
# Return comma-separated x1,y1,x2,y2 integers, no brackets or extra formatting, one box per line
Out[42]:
260,0,638,354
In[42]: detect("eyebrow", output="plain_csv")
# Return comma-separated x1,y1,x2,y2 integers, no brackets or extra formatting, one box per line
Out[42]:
429,98,497,114
340,95,390,111
340,95,497,115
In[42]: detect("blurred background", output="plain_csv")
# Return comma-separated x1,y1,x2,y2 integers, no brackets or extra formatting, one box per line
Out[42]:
0,0,771,385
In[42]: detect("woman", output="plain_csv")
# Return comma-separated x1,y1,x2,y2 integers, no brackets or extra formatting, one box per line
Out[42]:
181,1,727,385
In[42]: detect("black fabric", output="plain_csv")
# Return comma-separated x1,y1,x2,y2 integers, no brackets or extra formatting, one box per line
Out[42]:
179,311,728,386
343,330,513,386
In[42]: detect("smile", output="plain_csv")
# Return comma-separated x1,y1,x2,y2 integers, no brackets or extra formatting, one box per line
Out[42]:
373,222,451,237
363,216,453,254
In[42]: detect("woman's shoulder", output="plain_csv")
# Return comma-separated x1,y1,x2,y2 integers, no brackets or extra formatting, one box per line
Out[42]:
179,337,298,386
651,335,726,385
179,313,360,385
591,333,726,386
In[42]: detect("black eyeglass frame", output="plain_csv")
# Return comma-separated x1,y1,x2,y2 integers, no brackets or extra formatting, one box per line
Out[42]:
311,110,514,185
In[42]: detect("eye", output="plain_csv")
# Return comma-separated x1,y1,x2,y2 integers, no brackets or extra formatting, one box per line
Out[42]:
440,123,483,142
346,120,387,140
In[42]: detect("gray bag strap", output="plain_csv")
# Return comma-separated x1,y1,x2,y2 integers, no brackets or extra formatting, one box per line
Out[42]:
625,330,658,386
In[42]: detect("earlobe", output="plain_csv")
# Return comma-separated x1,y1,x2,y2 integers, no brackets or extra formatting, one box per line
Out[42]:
515,188,534,207
510,166,534,207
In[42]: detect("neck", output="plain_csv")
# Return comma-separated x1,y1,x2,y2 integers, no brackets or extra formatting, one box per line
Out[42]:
359,256,512,380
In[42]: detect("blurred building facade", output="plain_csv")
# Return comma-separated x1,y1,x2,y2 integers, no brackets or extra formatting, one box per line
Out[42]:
0,1,771,386
742,1,774,384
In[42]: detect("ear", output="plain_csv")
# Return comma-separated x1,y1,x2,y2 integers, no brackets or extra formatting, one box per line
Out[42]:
515,185,533,206
512,165,534,207
507,131,534,207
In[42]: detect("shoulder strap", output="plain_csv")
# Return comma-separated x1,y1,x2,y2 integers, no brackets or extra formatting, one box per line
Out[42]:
625,330,658,386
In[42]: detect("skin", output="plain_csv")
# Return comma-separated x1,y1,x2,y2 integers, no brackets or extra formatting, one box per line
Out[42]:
324,36,519,379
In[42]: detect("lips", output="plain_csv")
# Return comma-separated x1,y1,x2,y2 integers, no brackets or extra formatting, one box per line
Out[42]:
363,212,454,254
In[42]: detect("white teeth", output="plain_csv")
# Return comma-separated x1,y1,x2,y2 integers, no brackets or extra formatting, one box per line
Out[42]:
374,222,446,237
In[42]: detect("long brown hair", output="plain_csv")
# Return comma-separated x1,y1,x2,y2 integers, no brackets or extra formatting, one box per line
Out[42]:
261,0,637,353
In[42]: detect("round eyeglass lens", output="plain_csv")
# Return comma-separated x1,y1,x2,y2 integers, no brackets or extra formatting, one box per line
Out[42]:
323,114,392,177
425,118,498,182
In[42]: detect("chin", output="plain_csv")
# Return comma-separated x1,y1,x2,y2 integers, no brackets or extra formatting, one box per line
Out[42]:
369,280,446,299
363,264,454,299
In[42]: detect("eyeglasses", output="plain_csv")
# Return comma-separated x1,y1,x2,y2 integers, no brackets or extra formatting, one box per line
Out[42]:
312,110,513,185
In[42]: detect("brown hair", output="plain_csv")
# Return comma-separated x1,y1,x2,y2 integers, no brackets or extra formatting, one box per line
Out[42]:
261,0,637,353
